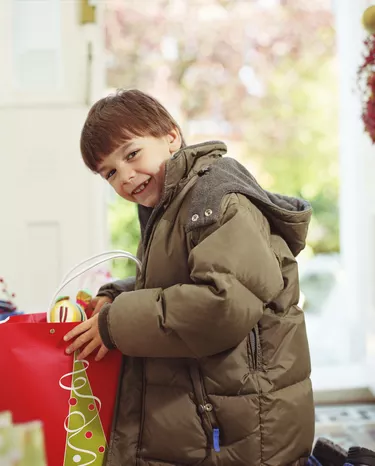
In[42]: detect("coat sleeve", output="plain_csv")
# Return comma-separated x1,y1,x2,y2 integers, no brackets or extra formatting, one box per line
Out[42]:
99,195,284,358
97,277,136,301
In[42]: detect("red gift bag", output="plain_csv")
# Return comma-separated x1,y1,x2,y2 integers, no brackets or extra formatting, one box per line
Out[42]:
0,251,141,466
0,312,122,466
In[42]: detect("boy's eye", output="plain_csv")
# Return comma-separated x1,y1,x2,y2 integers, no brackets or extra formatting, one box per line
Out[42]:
106,169,116,180
126,150,139,161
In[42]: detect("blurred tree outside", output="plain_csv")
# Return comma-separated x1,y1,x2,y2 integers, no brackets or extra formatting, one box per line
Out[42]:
104,0,338,279
108,197,140,278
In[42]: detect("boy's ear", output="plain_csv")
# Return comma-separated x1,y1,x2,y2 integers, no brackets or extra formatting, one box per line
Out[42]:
167,128,182,154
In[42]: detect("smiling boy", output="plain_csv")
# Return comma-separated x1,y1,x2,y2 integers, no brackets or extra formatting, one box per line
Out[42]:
64,89,314,466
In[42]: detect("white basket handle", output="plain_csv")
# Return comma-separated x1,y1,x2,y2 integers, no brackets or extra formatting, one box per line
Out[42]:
47,250,141,318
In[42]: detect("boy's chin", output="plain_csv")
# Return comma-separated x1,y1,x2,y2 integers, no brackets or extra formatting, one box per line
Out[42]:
139,199,158,208
135,196,158,208
137,193,161,208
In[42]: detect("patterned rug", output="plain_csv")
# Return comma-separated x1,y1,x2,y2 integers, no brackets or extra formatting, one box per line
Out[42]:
315,404,375,450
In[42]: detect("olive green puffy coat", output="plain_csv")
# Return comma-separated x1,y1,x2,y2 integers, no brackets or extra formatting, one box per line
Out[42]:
98,141,314,466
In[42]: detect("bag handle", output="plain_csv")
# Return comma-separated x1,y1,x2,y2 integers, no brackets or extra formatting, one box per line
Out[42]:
59,250,141,287
47,250,142,317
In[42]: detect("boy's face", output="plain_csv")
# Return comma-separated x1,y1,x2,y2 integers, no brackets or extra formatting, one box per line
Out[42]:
97,130,181,207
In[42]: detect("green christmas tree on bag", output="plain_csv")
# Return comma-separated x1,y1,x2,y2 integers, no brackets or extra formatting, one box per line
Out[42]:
60,354,107,466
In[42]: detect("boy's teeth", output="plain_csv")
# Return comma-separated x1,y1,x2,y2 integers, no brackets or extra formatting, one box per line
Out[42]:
133,179,149,194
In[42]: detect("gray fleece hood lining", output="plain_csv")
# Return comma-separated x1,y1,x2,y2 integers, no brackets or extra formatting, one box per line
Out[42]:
186,156,312,257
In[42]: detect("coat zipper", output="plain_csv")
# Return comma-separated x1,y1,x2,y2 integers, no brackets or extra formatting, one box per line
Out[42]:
189,362,220,452
136,359,147,465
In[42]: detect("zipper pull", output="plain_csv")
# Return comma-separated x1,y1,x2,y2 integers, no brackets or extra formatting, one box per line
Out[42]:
213,428,220,452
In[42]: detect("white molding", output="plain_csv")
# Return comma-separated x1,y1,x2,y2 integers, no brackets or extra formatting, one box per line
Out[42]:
312,364,373,393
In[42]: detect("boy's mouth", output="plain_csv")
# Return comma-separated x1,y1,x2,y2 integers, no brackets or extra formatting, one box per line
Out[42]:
132,178,151,196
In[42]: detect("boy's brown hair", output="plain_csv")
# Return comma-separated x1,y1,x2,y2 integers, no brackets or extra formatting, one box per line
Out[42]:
80,89,186,172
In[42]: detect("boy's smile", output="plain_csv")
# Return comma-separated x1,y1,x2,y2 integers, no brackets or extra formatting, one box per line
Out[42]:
132,178,150,195
130,176,154,204
97,131,181,207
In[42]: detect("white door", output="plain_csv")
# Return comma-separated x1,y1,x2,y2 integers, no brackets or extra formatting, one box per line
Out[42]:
0,0,107,313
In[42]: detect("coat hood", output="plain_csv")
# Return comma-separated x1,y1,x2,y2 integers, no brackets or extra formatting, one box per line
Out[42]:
185,141,312,257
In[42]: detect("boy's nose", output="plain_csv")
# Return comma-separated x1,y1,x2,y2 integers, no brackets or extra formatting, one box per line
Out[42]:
118,166,135,184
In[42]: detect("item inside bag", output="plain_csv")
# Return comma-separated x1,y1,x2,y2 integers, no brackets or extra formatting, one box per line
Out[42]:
48,290,92,323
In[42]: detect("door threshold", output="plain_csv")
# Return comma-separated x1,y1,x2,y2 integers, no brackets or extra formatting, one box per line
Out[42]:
314,387,375,405
312,364,375,404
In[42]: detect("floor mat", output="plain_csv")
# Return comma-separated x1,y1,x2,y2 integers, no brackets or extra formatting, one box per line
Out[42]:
315,404,375,450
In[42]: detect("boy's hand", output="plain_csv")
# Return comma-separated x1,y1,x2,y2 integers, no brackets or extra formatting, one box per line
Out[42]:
64,314,109,361
86,295,113,317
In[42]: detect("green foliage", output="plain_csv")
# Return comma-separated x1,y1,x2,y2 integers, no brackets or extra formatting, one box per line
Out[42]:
254,56,339,253
108,198,140,278
105,0,339,267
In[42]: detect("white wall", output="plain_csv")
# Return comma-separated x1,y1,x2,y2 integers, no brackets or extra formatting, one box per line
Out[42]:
0,0,108,313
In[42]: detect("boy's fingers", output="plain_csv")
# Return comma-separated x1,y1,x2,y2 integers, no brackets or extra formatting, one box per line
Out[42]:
92,298,111,316
76,340,99,360
95,345,109,362
64,331,92,353
64,320,91,343
86,297,99,313
66,330,93,354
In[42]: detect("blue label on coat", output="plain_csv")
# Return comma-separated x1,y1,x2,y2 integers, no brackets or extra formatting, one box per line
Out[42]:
213,428,220,452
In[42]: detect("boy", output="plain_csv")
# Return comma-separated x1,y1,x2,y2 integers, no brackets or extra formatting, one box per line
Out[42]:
64,89,314,465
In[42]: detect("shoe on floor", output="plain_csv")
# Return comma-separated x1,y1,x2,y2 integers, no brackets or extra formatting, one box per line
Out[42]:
312,437,347,466
344,446,375,465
